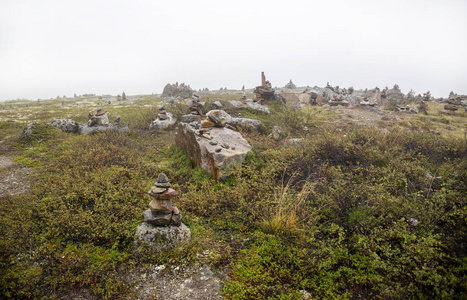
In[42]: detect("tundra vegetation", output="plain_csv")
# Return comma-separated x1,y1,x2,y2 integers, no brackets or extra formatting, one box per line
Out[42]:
0,94,466,299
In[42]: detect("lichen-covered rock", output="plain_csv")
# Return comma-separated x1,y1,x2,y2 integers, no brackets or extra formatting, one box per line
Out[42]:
78,123,130,135
175,123,252,180
229,118,263,133
180,114,202,123
49,119,79,133
134,222,191,252
245,100,270,114
149,113,177,130
20,122,37,139
225,100,246,109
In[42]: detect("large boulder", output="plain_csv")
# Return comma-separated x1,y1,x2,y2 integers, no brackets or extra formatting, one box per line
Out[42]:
134,222,191,252
161,83,193,99
149,113,177,130
78,123,130,135
175,123,252,180
49,119,79,133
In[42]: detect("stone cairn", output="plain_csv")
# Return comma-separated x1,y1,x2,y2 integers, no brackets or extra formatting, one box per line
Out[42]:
144,173,182,226
158,105,168,120
186,94,205,115
254,72,276,103
87,108,109,127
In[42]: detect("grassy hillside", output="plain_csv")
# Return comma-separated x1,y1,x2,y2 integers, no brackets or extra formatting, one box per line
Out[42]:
0,96,466,299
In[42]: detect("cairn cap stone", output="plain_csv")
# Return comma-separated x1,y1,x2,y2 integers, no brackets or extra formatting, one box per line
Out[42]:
95,108,107,116
155,172,171,187
159,105,166,111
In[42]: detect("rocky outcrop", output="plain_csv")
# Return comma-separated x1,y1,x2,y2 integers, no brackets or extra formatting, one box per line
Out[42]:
49,119,79,133
161,83,193,99
78,123,130,135
175,123,252,180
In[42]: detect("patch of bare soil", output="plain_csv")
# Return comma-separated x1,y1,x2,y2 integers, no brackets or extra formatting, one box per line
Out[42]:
0,155,33,197
130,263,228,300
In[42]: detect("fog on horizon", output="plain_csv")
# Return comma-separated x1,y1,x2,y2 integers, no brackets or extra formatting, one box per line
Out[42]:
1,0,466,102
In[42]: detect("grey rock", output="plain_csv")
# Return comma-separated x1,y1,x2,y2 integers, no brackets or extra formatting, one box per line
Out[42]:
212,101,222,108
180,114,202,123
323,88,338,100
410,107,420,114
225,100,246,109
144,209,173,226
246,100,270,114
206,110,232,127
49,119,79,133
78,123,130,135
229,118,263,133
134,222,191,252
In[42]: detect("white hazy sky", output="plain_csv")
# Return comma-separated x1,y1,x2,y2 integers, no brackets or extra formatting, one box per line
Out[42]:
1,0,466,101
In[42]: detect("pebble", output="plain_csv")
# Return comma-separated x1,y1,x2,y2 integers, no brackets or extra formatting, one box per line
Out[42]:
215,147,222,153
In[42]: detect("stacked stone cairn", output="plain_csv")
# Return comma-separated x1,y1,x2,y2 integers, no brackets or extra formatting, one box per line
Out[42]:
144,173,182,226
87,108,109,126
158,105,168,120
254,72,276,103
186,94,205,115
149,105,177,130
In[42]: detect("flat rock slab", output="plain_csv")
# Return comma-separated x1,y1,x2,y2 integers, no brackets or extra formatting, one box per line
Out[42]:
175,123,251,180
134,222,191,252
78,123,130,135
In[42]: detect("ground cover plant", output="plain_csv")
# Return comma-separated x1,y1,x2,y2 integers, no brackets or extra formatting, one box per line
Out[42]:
0,95,466,299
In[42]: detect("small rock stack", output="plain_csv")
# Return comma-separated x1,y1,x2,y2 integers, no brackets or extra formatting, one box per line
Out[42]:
87,108,109,127
158,105,168,120
144,173,182,226
186,94,205,115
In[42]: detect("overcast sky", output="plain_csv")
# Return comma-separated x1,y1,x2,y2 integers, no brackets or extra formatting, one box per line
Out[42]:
1,0,466,101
